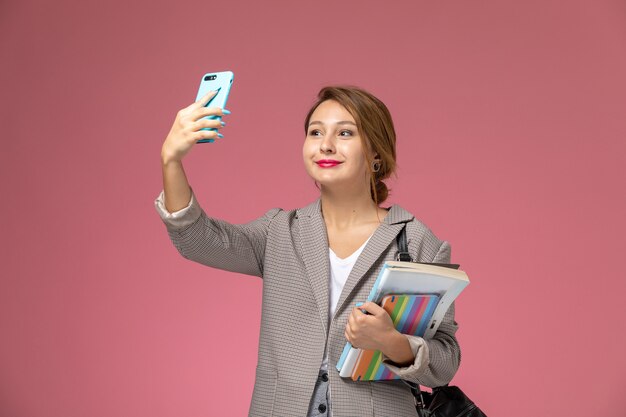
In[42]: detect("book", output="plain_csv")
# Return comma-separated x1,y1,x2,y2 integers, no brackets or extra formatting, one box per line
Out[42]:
336,261,470,381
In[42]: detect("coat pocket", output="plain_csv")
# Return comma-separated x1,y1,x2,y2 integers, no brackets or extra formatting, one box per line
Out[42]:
248,366,278,417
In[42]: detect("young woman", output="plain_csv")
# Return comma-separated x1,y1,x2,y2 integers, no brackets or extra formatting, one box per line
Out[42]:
155,86,460,417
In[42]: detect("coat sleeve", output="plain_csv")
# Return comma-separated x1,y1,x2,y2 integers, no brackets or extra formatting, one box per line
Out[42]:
380,240,462,387
154,189,281,277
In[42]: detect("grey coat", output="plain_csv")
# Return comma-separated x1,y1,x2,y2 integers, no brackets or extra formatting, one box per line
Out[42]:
155,191,460,417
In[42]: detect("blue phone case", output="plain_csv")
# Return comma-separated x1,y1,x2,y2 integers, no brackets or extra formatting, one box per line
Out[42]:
195,71,234,143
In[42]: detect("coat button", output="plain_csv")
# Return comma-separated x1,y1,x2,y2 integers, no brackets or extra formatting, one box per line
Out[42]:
318,403,327,413
321,373,328,382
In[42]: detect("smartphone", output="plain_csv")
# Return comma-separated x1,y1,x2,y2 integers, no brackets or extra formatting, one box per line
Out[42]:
195,71,234,143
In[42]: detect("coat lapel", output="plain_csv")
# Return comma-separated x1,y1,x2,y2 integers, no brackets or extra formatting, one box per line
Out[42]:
297,199,331,335
334,205,413,316
296,200,415,332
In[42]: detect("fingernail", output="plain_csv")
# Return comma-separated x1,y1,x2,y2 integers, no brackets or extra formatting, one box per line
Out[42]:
222,109,231,115
220,121,226,126
355,302,363,307
217,133,224,138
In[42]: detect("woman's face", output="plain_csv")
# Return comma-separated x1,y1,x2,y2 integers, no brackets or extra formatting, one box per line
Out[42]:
303,100,374,191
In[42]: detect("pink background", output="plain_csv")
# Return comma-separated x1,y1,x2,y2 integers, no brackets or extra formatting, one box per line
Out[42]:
1,0,625,415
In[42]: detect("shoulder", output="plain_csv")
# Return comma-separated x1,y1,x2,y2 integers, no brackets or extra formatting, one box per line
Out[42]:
253,199,317,228
390,204,450,262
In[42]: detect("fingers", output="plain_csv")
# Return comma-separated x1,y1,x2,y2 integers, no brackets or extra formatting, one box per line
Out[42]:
190,89,219,110
345,318,356,342
344,327,352,343
162,92,230,161
193,118,225,130
349,307,368,327
186,91,231,119
192,129,223,142
185,106,230,126
193,106,230,121
351,307,365,323
179,90,231,122
359,301,384,316
191,119,225,142
191,90,229,113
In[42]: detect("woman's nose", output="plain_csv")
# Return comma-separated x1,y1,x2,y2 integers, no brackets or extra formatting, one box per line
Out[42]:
320,134,335,153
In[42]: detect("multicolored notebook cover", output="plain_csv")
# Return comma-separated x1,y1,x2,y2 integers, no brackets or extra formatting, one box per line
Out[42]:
343,294,439,381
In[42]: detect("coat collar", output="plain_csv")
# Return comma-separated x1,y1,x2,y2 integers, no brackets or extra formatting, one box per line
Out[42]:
296,199,414,335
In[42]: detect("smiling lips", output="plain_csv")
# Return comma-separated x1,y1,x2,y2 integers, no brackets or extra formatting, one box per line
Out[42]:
315,159,342,168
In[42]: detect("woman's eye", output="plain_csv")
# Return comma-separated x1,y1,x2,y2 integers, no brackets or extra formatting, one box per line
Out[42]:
339,130,354,137
308,129,322,137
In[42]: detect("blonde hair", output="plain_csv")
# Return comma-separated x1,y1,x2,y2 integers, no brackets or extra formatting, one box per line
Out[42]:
304,86,397,205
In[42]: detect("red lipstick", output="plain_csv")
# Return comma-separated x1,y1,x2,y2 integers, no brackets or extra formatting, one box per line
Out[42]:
315,159,342,168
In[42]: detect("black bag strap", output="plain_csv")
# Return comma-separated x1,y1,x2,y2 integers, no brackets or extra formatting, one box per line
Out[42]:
396,224,461,269
395,224,413,262
395,226,425,411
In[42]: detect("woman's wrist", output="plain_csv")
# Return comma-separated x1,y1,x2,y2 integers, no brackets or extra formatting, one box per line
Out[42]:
380,330,415,367
161,150,182,167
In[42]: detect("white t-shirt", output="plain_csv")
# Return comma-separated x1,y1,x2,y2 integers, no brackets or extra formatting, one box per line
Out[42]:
321,235,372,371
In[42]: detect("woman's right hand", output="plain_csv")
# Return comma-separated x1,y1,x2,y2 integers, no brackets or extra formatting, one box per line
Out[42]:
161,90,228,164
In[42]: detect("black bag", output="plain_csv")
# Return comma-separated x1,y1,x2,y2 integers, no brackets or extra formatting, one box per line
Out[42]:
409,384,487,417
396,227,487,417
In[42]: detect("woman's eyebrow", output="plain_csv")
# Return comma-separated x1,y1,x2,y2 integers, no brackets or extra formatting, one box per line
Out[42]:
308,120,357,127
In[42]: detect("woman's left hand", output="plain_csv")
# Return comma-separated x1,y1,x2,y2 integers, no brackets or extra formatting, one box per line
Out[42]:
345,301,398,352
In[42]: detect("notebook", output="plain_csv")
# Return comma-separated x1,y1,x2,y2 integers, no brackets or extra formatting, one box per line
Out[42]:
338,294,440,381
336,261,470,381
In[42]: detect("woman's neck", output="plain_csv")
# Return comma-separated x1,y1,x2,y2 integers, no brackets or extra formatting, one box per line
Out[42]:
319,185,385,229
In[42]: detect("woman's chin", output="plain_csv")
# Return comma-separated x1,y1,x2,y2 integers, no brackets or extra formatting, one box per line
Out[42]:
314,175,345,187
317,179,360,192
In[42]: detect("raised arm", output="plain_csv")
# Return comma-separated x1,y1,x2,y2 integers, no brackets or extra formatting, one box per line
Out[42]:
160,89,227,212
156,91,281,277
